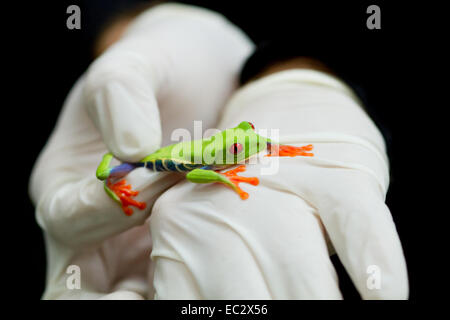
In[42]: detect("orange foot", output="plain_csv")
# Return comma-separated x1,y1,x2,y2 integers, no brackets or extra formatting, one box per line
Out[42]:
219,165,259,200
107,179,146,216
266,144,314,157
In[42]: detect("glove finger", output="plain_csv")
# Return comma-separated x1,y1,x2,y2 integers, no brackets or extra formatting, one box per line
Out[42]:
84,42,164,162
83,4,253,162
150,173,342,299
314,170,409,299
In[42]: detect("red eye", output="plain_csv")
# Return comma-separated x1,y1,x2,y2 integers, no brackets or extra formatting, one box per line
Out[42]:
248,122,255,130
230,143,243,154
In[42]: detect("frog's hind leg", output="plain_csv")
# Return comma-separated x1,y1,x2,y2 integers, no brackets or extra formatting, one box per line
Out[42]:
107,163,147,216
96,153,146,216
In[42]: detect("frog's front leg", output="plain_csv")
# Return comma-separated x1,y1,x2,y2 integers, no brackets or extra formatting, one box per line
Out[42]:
266,143,314,157
96,153,146,216
186,165,259,200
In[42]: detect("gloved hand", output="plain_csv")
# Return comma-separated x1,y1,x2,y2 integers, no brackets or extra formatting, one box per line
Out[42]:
149,69,408,299
29,3,253,299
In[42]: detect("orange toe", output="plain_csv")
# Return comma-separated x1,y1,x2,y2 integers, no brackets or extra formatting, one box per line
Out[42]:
220,165,259,200
108,179,147,216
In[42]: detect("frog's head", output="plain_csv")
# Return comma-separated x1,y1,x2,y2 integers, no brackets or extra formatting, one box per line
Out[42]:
205,121,270,165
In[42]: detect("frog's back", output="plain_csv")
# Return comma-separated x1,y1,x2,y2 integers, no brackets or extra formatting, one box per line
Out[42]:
139,142,203,172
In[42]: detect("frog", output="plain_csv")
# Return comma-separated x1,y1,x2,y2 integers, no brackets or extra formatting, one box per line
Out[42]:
96,121,313,215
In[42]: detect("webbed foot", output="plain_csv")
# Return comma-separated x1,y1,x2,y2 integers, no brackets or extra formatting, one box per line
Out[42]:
107,179,146,216
266,144,314,157
219,165,259,200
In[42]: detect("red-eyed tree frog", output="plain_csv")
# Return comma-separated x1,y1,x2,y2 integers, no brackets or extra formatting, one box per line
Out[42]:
96,121,313,215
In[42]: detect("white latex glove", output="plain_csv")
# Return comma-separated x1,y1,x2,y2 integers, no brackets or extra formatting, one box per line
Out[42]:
29,3,253,299
150,69,409,299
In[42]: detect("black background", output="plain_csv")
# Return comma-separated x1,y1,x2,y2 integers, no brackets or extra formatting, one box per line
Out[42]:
7,0,420,301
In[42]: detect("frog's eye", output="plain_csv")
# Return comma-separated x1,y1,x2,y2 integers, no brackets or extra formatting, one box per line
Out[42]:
229,143,243,154
247,122,255,130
